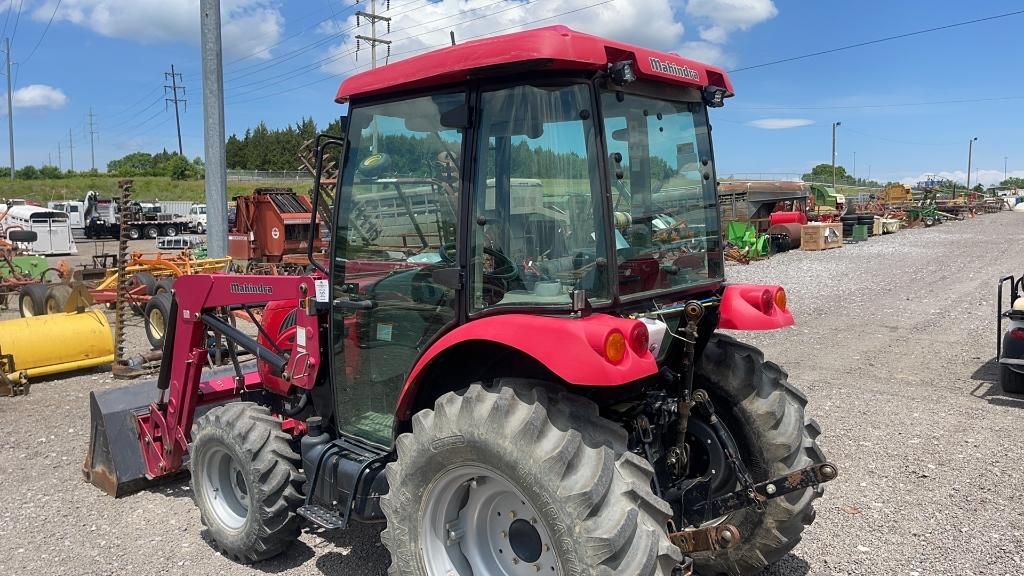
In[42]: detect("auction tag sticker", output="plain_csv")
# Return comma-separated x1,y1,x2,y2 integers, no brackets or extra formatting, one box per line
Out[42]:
376,323,393,342
296,327,306,347
314,279,329,302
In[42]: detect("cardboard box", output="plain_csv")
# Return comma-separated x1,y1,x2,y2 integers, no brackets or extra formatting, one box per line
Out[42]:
873,216,882,236
800,223,843,251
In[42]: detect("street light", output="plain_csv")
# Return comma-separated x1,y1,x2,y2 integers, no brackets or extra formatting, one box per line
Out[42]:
966,137,978,193
832,121,842,189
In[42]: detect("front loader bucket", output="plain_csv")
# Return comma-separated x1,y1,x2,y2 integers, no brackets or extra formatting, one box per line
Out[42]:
83,379,160,497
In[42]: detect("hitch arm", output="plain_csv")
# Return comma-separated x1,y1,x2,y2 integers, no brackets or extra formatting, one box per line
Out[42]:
685,462,839,521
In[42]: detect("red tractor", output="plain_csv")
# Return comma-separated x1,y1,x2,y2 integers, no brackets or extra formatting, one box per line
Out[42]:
84,26,835,576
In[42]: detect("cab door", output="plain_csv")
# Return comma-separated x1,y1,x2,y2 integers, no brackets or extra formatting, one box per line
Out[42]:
330,91,467,448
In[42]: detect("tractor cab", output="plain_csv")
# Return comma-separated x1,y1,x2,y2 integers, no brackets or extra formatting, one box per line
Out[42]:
329,29,730,447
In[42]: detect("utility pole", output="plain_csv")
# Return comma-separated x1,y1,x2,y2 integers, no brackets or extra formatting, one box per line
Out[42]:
5,38,14,180
88,108,98,171
966,136,977,193
165,64,186,156
831,121,841,189
200,0,227,258
1005,156,1008,182
68,129,75,172
57,141,61,171
853,151,857,182
355,0,391,153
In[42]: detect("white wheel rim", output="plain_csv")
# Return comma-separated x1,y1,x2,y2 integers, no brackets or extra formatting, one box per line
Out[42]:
421,465,556,576
200,445,250,531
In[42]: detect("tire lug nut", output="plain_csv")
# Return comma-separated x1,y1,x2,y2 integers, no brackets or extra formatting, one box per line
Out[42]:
765,483,777,495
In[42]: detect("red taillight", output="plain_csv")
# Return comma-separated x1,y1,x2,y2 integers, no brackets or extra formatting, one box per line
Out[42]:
1010,327,1024,341
629,322,649,356
760,289,774,314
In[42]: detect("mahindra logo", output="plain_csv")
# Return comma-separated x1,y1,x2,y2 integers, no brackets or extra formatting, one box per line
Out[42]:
230,283,273,295
649,57,700,81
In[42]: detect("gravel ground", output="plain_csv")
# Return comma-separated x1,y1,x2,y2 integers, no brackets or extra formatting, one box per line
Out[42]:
2,213,1024,575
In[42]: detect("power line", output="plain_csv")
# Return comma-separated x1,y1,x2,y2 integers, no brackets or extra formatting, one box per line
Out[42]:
0,1,13,45
8,0,23,47
104,93,164,131
227,0,543,102
730,9,1024,73
228,0,611,105
732,95,1024,111
19,0,61,66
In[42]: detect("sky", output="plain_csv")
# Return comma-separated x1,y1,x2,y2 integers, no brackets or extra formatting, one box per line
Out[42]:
3,0,1022,187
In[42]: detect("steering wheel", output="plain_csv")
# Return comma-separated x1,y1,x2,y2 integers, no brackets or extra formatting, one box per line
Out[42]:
438,242,519,281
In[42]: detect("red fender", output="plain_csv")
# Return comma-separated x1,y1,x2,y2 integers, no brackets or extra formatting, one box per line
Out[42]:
396,313,657,419
719,284,794,330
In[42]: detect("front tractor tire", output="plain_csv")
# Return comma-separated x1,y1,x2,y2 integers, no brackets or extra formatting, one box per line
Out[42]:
693,335,826,575
189,402,305,563
381,380,682,576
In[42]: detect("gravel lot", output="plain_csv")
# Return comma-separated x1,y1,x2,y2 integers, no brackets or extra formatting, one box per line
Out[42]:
2,213,1023,575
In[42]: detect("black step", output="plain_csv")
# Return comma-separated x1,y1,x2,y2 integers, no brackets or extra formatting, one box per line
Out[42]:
298,504,347,530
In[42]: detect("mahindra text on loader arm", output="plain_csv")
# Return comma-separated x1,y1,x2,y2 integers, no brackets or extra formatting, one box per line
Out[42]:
84,25,836,576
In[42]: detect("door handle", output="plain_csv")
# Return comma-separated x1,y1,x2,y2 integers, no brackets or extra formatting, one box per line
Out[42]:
332,298,376,311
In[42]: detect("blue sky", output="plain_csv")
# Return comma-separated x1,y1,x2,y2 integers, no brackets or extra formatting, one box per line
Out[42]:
5,0,1022,186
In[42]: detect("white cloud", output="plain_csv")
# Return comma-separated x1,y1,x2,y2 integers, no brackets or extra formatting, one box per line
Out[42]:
678,41,734,68
32,0,283,60
319,0,685,75
12,84,68,109
748,118,814,129
900,170,1024,188
686,0,778,43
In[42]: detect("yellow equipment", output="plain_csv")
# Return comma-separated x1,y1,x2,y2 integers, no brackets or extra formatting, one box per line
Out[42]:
0,289,114,395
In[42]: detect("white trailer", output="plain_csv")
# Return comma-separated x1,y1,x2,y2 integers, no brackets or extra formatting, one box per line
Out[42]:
2,204,78,255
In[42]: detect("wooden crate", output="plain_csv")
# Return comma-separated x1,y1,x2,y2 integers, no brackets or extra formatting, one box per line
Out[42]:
800,223,843,251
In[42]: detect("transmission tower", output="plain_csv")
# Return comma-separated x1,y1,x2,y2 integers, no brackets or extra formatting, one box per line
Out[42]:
165,64,187,156
355,0,391,153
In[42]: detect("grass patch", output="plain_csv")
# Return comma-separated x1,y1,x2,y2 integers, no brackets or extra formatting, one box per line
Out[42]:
1,176,310,203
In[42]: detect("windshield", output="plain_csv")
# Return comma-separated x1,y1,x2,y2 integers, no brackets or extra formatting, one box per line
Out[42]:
600,89,723,296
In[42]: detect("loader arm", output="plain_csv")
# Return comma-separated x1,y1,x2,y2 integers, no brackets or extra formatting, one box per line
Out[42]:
134,274,323,481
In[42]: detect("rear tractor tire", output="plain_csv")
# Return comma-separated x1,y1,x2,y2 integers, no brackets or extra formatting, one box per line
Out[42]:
190,402,305,564
381,380,682,576
692,335,825,576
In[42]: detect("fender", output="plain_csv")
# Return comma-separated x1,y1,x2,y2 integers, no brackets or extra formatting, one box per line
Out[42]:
396,313,657,419
719,283,794,330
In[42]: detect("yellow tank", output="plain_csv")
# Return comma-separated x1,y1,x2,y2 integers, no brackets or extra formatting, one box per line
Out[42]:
0,309,114,380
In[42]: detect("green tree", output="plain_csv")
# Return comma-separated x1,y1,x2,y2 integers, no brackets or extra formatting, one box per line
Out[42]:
15,165,39,179
1000,177,1024,188
802,163,850,185
39,165,62,179
108,152,154,177
166,155,194,180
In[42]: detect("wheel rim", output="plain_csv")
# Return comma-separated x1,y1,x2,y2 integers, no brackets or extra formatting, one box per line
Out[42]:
46,297,60,314
200,445,250,531
20,296,34,317
421,465,556,576
148,307,165,340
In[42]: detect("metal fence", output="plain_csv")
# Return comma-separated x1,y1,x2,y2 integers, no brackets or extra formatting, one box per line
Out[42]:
227,170,312,182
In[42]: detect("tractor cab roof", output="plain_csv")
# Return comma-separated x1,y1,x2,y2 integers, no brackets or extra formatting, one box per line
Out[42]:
336,25,734,102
